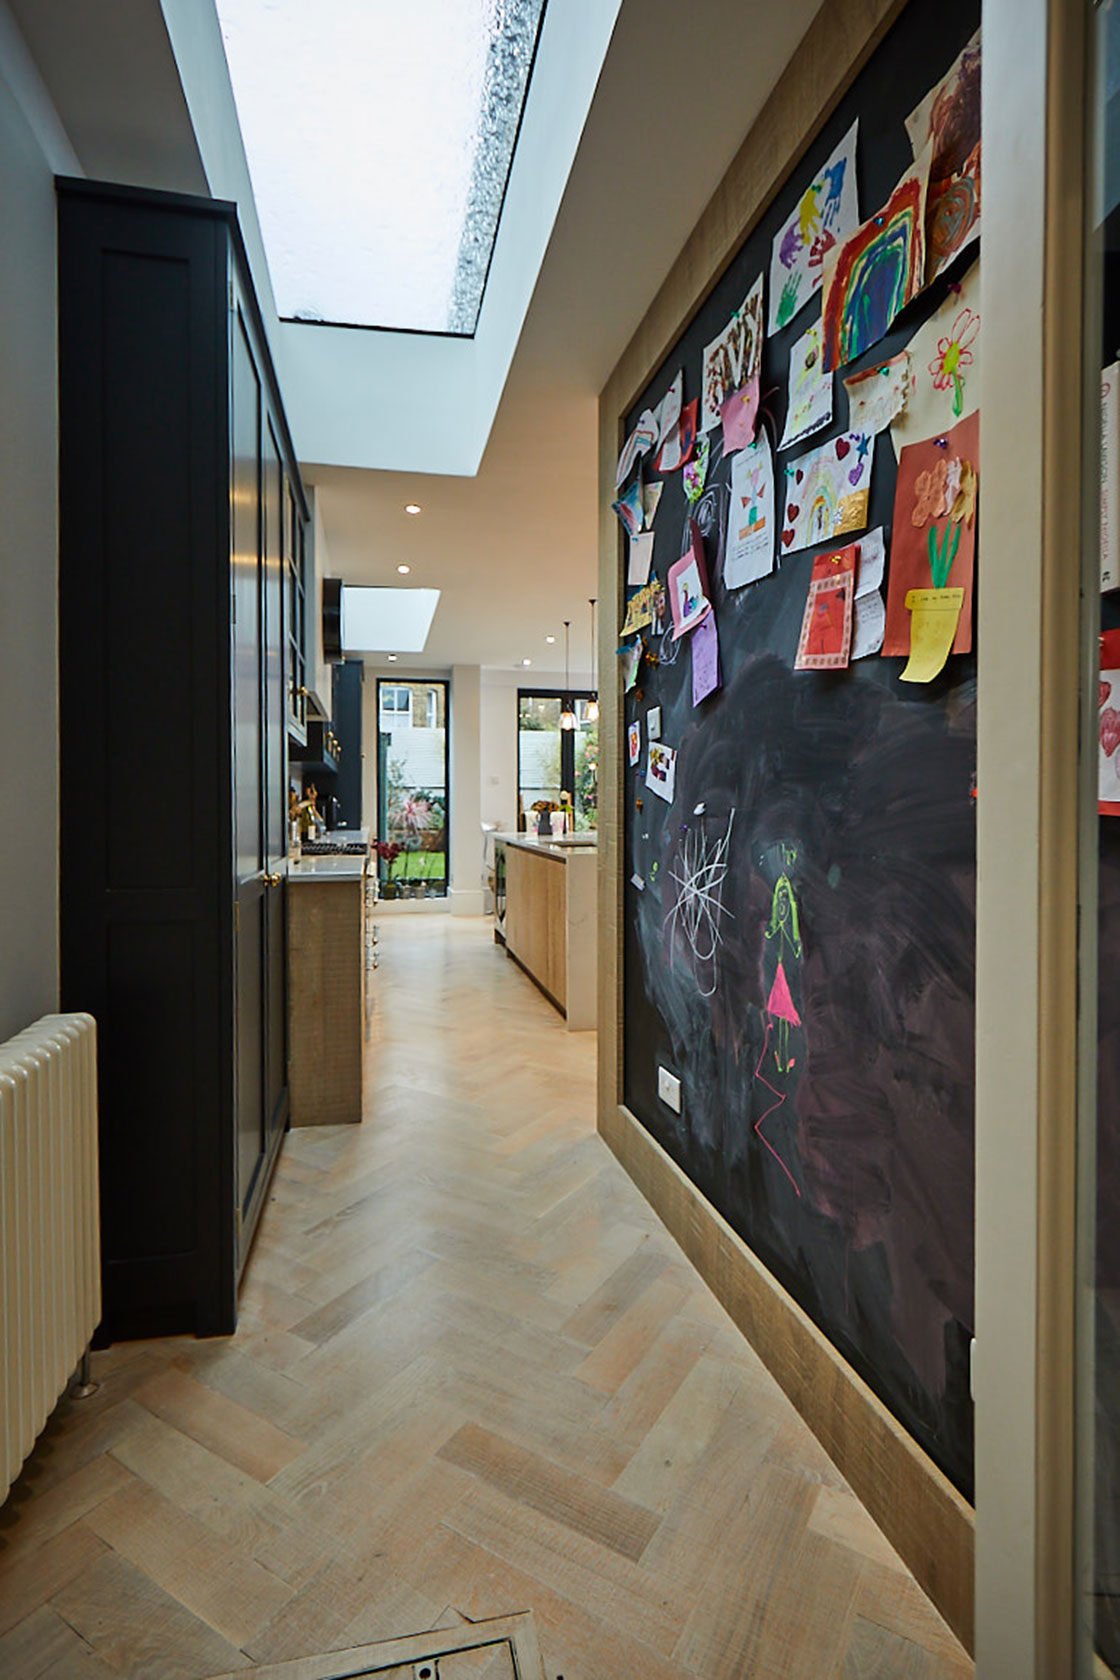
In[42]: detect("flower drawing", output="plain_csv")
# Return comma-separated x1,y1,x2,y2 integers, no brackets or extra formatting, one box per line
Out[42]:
929,307,979,417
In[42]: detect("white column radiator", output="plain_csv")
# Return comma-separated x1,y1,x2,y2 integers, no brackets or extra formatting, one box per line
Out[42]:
0,1013,100,1502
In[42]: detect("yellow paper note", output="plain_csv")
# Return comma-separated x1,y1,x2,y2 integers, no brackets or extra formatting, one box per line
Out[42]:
900,587,964,682
621,578,660,636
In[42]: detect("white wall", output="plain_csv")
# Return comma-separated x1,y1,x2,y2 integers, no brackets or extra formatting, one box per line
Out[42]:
449,665,482,916
0,5,80,1041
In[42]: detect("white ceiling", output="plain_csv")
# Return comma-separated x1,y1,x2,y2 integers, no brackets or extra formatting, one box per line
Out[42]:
11,0,823,674
307,0,823,670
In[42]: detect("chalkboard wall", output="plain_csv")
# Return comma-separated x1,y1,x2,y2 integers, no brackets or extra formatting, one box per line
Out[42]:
621,0,981,1497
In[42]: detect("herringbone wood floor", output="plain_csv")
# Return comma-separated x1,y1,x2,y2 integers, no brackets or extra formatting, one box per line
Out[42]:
0,916,972,1679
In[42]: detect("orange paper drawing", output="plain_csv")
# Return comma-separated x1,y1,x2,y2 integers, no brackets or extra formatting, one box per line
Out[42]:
883,410,978,658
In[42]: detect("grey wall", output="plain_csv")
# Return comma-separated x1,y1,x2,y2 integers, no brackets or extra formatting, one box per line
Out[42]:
0,7,79,1039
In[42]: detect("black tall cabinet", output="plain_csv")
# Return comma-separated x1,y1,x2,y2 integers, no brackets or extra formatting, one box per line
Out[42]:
57,179,309,1339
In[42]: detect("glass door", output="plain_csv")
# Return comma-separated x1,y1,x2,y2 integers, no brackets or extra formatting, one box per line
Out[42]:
376,678,448,897
517,689,597,833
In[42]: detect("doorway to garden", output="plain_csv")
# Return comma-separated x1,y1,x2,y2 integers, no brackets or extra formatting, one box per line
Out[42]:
517,689,598,834
376,678,449,899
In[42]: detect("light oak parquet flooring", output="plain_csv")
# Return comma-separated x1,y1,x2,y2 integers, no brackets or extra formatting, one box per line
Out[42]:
0,915,972,1678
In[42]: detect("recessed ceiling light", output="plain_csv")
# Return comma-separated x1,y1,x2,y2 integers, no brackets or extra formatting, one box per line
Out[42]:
545,635,555,644
387,653,398,661
404,503,421,515
521,657,532,666
397,563,411,574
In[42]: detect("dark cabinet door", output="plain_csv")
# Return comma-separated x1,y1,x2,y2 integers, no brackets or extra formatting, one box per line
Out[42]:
231,301,268,1230
58,179,308,1338
263,418,289,1151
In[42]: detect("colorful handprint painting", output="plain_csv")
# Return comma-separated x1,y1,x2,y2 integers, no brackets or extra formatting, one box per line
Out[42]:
768,122,860,336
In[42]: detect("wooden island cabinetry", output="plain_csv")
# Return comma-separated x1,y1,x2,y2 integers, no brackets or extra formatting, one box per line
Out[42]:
501,838,597,1030
287,853,370,1127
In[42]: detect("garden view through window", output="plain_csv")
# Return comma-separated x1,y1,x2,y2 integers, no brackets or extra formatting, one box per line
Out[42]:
517,690,598,833
376,678,448,898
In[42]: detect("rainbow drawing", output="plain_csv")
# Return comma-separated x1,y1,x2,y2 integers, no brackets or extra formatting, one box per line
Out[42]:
820,160,927,373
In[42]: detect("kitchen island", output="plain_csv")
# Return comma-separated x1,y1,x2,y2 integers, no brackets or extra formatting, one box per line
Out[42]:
287,832,371,1125
499,835,596,1031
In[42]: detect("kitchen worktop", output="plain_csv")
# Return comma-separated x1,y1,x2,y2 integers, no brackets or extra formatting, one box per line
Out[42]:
287,853,368,882
501,832,597,858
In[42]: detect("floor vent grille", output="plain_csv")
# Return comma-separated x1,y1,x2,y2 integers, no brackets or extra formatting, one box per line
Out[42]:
209,1612,545,1680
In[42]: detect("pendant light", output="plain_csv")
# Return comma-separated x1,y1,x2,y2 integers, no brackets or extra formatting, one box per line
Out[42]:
560,620,577,731
586,597,599,722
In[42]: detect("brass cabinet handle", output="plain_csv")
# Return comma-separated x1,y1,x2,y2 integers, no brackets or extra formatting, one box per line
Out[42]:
266,872,282,887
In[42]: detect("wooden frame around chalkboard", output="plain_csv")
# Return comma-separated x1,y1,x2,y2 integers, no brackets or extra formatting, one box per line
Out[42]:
595,0,980,1651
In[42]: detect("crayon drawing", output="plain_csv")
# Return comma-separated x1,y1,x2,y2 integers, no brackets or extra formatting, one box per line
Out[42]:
892,257,980,448
725,430,776,589
780,319,833,450
906,30,981,281
701,277,764,433
821,154,929,372
781,430,873,555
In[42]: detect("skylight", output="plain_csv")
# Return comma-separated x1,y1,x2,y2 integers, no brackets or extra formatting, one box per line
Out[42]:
215,0,547,335
342,587,440,653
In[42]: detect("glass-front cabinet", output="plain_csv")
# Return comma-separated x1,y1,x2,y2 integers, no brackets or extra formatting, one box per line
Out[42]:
286,481,308,743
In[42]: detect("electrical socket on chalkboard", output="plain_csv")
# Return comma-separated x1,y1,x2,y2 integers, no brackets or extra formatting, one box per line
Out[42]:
658,1067,682,1113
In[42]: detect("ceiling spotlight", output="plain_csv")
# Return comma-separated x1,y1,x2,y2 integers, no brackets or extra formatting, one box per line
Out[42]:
397,563,411,575
404,503,421,515
387,653,398,662
521,657,532,666
545,635,556,644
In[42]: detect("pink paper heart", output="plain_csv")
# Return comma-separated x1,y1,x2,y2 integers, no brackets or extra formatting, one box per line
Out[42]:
1103,707,1120,758
835,437,851,460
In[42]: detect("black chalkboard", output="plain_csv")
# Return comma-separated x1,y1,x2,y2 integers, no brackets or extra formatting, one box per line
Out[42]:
621,0,981,1497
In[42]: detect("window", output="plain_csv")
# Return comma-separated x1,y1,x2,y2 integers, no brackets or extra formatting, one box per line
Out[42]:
379,685,412,730
517,689,597,832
